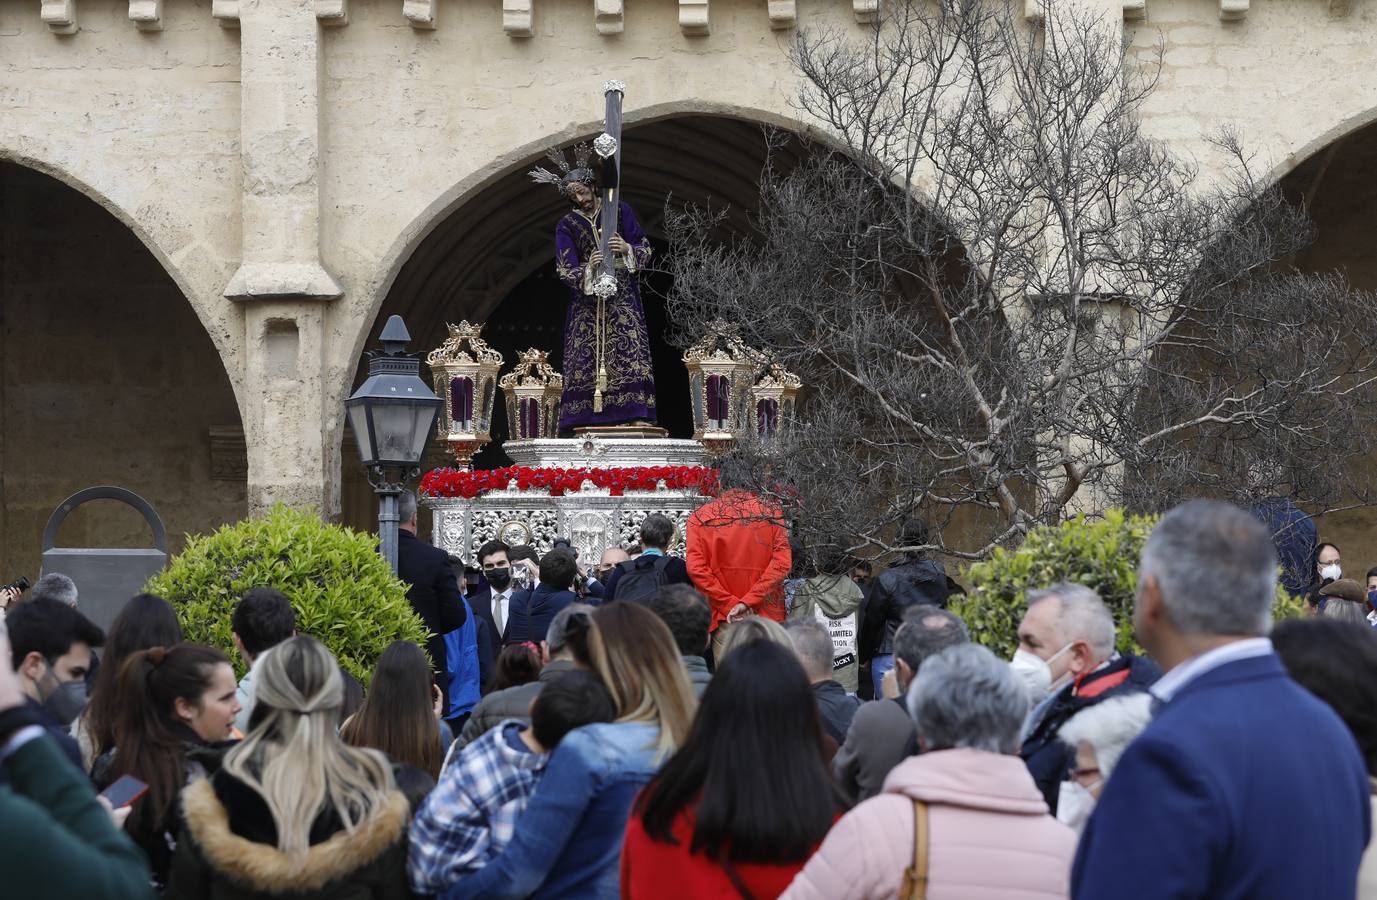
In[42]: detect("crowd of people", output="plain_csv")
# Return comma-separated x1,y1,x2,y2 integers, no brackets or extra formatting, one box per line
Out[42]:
3,487,1377,899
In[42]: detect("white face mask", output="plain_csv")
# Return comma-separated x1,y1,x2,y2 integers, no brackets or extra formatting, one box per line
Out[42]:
1321,563,1342,582
1056,779,1100,834
1009,643,1074,700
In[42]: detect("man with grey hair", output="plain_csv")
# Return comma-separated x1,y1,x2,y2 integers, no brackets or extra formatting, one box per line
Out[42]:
1073,500,1370,900
1014,582,1159,814
455,602,593,751
834,606,969,802
395,489,468,710
30,573,77,608
785,618,861,746
785,644,1075,898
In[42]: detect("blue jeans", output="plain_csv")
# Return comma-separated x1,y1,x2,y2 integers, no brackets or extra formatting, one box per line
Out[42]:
872,653,895,698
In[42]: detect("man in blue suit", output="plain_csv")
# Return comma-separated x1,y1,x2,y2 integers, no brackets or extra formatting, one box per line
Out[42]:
1072,500,1370,900
505,550,580,646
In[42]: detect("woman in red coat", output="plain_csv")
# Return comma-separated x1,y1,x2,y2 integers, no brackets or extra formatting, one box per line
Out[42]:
621,640,845,899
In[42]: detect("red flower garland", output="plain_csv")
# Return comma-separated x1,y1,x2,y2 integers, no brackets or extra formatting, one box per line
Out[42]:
421,465,719,500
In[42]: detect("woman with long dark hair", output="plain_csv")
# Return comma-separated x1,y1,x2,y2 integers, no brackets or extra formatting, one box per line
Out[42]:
94,643,240,890
168,635,412,899
341,640,446,780
622,639,845,898
77,592,183,770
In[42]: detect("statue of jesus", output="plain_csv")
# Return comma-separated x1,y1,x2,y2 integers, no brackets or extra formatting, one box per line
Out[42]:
530,146,656,433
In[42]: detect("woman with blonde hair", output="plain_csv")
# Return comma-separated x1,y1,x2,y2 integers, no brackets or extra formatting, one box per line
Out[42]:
442,602,695,899
167,636,412,899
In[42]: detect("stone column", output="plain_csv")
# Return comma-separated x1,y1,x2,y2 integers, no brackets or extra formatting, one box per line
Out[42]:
227,0,343,516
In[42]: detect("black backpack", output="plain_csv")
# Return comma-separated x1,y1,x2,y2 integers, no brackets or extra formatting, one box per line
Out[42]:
612,556,674,603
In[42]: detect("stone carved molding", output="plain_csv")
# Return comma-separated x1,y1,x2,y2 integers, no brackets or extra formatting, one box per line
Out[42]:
595,0,623,34
40,0,77,34
128,0,162,30
211,0,239,25
404,0,437,29
680,0,709,34
852,0,877,23
1123,0,1145,20
767,0,795,28
503,0,534,35
1219,0,1248,19
316,0,349,25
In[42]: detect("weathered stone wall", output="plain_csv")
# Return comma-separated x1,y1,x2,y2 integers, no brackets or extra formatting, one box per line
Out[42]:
3,0,1377,558
0,163,245,582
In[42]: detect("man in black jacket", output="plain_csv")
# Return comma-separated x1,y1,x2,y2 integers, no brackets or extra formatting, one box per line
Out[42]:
506,551,580,645
6,598,103,775
464,540,513,670
396,491,467,702
1014,582,1160,814
860,519,951,698
785,618,861,747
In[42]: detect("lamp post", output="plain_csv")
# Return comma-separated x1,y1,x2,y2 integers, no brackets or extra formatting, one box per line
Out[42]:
345,315,443,573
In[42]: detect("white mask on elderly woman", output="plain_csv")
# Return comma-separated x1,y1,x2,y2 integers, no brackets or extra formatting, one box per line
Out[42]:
1056,779,1100,833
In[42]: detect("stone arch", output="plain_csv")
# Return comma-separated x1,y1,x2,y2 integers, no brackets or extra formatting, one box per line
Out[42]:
0,147,243,410
0,159,247,579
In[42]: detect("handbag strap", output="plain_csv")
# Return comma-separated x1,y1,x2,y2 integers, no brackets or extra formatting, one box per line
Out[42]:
900,799,930,900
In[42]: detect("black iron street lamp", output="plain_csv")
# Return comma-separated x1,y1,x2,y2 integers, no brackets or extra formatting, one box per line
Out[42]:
345,315,442,573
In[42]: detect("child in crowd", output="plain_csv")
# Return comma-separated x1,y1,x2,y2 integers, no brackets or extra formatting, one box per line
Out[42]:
406,670,616,896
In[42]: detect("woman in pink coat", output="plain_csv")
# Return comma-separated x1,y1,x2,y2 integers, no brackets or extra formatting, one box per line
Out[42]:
783,644,1076,900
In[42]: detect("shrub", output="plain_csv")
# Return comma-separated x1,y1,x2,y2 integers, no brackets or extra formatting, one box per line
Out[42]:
145,505,429,685
951,509,1307,659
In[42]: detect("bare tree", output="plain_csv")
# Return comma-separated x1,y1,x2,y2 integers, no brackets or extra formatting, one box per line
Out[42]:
664,0,1377,563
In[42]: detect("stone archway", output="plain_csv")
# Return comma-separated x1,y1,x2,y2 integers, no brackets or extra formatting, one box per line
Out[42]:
1274,122,1377,578
341,113,814,531
0,162,246,579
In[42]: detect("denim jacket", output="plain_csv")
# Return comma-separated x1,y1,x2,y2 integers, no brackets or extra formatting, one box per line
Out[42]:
442,721,662,900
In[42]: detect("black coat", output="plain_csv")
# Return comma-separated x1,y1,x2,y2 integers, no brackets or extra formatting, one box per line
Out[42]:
168,769,412,900
505,584,579,645
465,584,505,662
861,556,951,658
603,553,691,602
396,529,467,678
1019,653,1161,814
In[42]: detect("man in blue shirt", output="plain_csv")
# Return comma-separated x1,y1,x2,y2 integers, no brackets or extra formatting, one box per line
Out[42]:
1072,500,1370,900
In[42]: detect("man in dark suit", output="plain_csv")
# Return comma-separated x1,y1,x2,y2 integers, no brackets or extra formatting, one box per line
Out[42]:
505,550,579,645
396,491,467,702
463,539,513,685
1072,500,1370,900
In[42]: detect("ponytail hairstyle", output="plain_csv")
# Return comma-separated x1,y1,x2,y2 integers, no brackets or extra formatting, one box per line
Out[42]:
588,603,696,761
110,643,228,836
223,636,395,858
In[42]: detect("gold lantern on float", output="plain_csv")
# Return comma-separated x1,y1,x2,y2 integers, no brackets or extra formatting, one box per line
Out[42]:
425,321,504,469
682,323,761,456
500,348,564,441
750,361,802,444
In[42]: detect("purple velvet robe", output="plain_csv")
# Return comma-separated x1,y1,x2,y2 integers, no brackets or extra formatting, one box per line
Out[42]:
553,200,657,431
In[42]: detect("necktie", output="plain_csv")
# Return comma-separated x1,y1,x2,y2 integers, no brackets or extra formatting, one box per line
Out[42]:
494,592,506,636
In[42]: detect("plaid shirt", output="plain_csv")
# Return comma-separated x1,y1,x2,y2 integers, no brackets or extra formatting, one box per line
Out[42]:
407,719,548,895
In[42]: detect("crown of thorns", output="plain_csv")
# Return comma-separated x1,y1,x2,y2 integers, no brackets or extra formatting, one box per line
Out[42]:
528,143,597,196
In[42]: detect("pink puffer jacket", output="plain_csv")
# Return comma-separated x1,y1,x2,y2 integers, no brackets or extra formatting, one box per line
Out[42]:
782,748,1076,900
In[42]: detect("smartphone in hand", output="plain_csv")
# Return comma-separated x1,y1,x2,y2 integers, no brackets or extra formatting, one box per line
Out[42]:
99,774,150,809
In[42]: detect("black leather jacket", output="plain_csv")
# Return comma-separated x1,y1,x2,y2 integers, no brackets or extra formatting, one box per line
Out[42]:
862,556,951,658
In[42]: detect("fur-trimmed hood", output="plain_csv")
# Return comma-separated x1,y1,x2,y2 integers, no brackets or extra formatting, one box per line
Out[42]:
180,776,410,895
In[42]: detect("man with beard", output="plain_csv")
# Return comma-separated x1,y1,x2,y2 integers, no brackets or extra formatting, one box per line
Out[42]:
530,145,656,431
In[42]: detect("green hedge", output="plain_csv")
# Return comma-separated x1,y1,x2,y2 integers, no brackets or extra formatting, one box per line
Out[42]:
951,509,1307,659
145,505,429,685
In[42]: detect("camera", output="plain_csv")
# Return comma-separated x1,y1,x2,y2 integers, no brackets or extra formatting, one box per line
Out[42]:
1,575,30,594
551,537,579,560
